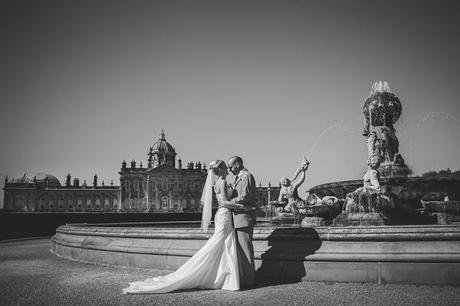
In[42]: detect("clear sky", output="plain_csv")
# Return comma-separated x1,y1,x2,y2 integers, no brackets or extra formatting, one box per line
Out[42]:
1,0,459,206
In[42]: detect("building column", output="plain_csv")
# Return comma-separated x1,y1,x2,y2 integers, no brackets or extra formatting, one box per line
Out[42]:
118,179,123,211
155,183,159,211
146,176,150,211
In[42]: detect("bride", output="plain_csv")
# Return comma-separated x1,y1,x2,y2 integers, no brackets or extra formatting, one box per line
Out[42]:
122,160,240,294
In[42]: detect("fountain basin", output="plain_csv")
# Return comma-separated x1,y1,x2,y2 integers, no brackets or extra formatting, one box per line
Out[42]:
309,176,460,209
422,200,460,213
51,222,460,285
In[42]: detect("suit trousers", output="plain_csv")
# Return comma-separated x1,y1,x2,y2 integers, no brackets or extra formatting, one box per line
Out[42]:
235,226,255,286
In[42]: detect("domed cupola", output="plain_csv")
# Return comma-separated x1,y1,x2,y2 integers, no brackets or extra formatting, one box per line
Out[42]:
33,172,61,187
148,129,177,168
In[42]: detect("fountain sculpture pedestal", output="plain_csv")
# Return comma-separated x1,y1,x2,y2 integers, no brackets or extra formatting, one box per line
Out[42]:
333,212,390,226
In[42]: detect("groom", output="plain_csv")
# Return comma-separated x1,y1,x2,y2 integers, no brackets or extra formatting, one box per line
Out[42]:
226,156,257,288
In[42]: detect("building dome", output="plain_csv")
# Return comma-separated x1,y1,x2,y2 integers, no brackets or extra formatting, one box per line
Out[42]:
33,172,61,187
148,130,177,168
151,130,175,153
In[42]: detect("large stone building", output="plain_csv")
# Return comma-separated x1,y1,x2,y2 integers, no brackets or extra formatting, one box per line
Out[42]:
3,172,119,212
255,183,281,208
3,130,279,213
120,130,208,212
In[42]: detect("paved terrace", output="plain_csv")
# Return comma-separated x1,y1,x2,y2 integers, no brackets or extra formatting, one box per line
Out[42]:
1,238,459,305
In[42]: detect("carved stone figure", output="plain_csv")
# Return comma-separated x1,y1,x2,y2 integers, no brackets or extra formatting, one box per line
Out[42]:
305,194,343,219
362,81,411,178
270,157,310,214
344,136,396,215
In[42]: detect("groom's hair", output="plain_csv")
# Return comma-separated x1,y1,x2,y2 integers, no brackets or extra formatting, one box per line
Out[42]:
228,156,244,167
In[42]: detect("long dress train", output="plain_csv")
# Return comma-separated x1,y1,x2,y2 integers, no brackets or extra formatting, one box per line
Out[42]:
122,192,239,294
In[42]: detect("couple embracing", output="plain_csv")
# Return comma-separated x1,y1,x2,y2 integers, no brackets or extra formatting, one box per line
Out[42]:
123,156,257,294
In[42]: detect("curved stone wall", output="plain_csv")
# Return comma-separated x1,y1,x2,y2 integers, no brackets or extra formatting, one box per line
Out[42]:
309,177,460,209
51,223,460,285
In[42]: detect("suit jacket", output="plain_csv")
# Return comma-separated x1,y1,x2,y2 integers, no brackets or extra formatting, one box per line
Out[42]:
230,169,257,229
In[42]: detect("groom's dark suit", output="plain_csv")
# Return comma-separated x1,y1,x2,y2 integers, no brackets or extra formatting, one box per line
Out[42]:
230,168,256,286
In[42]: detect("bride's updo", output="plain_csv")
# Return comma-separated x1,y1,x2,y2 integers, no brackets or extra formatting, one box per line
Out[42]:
208,160,227,176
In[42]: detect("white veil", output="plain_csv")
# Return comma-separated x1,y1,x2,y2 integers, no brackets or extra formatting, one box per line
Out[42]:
200,169,214,231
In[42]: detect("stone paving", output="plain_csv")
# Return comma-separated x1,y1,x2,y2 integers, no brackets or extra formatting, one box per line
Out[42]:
1,238,459,305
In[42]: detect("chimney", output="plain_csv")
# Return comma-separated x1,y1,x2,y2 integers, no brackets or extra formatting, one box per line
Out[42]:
93,174,98,187
73,178,80,187
131,160,136,168
122,160,127,169
178,158,182,169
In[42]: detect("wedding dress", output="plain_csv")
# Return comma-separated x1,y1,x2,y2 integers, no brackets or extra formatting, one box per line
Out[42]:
122,177,239,294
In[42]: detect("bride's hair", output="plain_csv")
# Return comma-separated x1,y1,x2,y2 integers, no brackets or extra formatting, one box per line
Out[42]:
208,160,226,176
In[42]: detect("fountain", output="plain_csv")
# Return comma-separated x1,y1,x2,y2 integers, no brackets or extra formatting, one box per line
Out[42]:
51,81,460,285
310,81,460,225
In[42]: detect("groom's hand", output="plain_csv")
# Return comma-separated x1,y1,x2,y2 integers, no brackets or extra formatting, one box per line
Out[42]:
222,202,245,212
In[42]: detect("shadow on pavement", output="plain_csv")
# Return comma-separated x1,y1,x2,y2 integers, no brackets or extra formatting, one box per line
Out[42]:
254,227,321,288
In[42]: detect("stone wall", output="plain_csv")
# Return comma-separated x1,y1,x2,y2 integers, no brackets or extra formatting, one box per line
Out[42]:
0,212,202,240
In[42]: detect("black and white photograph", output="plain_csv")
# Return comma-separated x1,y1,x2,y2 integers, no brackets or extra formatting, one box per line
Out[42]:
1,0,459,305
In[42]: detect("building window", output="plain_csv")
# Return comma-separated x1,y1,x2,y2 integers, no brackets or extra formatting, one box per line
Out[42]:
113,199,118,208
86,199,91,209
95,199,101,209
58,200,64,209
178,183,182,192
77,199,83,208
68,200,74,209
16,199,24,209
104,199,110,207
162,196,168,208
191,199,195,208
39,199,44,209
49,200,55,209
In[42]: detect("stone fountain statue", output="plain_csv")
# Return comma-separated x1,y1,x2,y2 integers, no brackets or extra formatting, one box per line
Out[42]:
362,81,411,178
334,81,407,225
274,157,310,215
270,157,342,225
